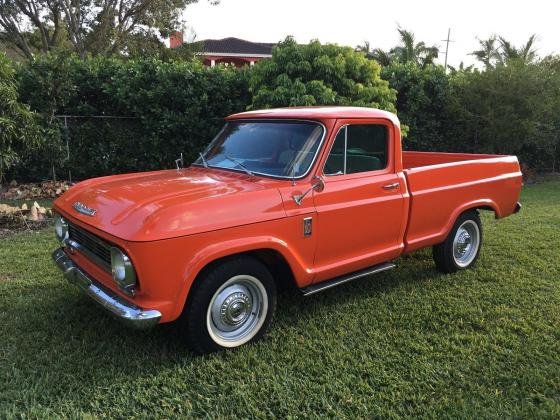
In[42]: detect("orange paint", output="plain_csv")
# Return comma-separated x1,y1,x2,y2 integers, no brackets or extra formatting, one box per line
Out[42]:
53,107,522,324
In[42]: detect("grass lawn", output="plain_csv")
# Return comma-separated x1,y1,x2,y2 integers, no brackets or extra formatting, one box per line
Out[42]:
1,181,559,418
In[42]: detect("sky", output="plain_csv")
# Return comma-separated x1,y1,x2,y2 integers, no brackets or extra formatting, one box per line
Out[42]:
183,0,559,67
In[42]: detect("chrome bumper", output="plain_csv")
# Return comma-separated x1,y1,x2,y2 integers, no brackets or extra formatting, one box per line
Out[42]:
52,248,161,329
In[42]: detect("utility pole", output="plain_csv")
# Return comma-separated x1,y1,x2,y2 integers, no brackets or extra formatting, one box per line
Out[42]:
442,28,454,72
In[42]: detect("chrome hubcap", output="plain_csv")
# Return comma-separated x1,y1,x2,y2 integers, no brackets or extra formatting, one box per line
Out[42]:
219,291,252,329
453,220,480,267
207,275,267,347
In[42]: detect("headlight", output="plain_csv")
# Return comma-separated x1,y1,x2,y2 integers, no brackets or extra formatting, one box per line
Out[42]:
110,247,137,294
54,214,68,243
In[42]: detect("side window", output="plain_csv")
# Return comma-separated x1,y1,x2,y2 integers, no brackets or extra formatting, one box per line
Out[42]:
324,129,346,175
324,124,388,175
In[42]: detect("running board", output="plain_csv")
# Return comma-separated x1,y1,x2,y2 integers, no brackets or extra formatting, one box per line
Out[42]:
301,262,396,296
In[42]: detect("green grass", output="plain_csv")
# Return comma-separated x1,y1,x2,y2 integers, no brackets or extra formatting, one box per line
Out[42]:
1,182,559,418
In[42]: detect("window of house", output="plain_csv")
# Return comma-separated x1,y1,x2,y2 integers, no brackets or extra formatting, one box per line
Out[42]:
324,124,388,175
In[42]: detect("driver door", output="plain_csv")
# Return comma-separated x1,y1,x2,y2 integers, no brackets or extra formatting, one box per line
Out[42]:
312,119,406,282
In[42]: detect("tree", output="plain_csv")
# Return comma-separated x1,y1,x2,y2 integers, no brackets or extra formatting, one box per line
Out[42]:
390,28,439,67
470,36,501,68
356,41,393,66
498,34,538,65
0,52,42,182
447,60,559,171
471,34,538,67
381,62,455,151
358,28,439,68
0,0,214,59
249,37,397,112
447,61,474,73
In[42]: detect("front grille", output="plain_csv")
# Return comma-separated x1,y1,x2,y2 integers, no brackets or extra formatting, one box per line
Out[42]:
68,223,112,271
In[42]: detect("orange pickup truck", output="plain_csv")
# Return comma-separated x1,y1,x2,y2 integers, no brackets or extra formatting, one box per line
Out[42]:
52,107,522,353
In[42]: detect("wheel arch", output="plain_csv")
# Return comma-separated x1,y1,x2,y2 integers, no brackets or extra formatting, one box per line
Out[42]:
405,198,497,253
173,241,303,321
443,199,497,237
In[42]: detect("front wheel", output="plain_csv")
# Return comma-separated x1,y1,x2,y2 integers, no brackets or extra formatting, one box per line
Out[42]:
433,210,482,273
182,256,277,354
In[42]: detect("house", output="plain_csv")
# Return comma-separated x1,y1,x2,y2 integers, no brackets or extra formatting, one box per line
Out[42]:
169,33,274,67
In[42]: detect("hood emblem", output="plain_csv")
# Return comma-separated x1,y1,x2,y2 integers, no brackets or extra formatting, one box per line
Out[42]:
73,202,97,216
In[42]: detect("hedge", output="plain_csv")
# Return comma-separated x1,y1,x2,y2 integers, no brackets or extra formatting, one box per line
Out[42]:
4,43,560,182
10,55,250,181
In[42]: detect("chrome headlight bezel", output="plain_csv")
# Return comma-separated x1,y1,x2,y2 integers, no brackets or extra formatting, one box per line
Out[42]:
110,247,137,295
54,214,68,243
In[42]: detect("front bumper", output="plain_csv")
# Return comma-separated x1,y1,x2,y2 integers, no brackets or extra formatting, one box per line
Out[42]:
52,248,161,329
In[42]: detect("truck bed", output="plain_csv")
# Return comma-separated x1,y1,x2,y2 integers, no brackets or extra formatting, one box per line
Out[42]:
402,151,522,253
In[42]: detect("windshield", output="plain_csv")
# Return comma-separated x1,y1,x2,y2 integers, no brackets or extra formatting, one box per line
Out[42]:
195,120,325,178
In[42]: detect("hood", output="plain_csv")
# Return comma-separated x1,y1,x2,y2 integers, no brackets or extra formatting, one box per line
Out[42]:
54,167,286,241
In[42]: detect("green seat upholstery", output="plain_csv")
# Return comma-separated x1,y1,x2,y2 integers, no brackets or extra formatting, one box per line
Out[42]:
346,154,382,173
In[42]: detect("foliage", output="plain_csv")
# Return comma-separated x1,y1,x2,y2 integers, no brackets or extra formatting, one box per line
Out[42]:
381,62,453,151
447,61,560,171
0,181,559,416
0,0,212,59
249,37,397,112
4,36,560,180
359,27,439,68
11,54,250,180
471,35,538,68
0,52,42,183
379,52,559,172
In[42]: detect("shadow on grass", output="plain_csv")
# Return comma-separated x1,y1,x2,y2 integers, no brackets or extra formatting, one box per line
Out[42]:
6,249,442,373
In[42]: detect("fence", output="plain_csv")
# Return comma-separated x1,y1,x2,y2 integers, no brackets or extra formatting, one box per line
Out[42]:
10,114,225,183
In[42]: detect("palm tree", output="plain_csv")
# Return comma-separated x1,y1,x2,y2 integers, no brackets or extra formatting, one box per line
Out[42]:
356,41,393,66
369,48,393,66
499,34,537,64
471,36,501,68
390,28,439,67
448,61,474,73
473,34,538,67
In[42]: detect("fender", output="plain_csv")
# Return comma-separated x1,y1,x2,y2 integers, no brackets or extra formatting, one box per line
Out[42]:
170,235,313,320
404,198,500,253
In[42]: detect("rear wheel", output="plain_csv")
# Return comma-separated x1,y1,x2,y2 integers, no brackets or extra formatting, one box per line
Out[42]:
433,211,482,273
182,256,277,354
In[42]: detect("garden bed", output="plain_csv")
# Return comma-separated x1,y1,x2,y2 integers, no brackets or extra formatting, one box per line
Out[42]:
0,180,70,233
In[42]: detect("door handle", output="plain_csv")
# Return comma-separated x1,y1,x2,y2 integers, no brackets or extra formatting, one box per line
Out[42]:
382,182,400,190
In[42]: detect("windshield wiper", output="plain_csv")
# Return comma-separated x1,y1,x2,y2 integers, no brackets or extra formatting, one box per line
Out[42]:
223,154,254,176
198,152,209,168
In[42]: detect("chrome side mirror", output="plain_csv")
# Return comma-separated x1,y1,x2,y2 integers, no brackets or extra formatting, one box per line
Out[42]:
292,176,325,206
175,153,184,170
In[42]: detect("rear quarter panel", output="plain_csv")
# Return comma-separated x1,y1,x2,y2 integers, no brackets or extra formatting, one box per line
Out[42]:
403,153,522,252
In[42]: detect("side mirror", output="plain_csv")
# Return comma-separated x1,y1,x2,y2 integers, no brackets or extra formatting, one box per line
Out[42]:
175,153,184,170
292,176,325,206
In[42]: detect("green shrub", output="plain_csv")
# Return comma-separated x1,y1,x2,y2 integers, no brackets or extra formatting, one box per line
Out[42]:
249,37,397,112
446,62,560,171
381,63,453,151
12,55,250,180
0,53,44,183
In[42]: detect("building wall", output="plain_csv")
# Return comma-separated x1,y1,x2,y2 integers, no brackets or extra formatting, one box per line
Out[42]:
202,56,266,67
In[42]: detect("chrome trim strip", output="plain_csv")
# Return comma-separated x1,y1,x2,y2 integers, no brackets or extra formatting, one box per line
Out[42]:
301,262,396,296
66,238,111,273
52,248,161,329
192,119,327,180
322,123,390,176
